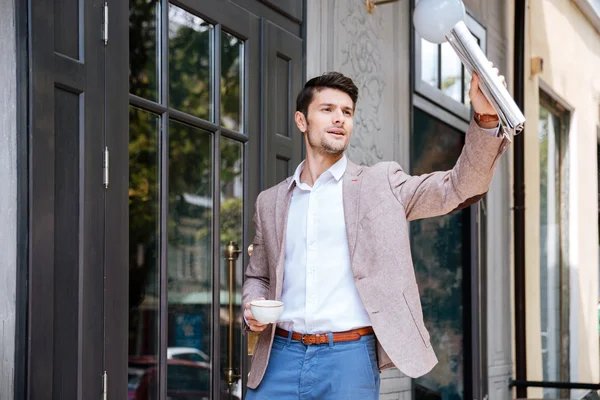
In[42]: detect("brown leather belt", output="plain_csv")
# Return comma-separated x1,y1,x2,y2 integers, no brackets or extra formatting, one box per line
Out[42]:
275,326,374,345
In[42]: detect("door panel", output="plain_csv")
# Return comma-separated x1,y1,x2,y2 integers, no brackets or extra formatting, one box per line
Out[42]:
262,20,303,188
105,1,303,398
110,1,261,399
29,0,106,398
410,108,471,400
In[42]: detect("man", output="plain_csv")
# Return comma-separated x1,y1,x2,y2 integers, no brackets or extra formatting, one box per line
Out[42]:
242,70,509,399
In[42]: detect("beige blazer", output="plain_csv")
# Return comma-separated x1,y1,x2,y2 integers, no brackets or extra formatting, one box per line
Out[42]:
242,121,510,389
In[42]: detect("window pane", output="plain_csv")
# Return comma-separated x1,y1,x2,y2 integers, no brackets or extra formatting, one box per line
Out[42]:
128,106,161,400
169,4,213,120
411,108,466,400
167,120,213,396
441,42,462,102
421,39,439,88
538,104,562,399
130,0,159,101
463,68,472,107
221,32,243,131
219,138,244,394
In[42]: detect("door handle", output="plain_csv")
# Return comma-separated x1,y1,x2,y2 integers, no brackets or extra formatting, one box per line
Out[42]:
223,241,242,389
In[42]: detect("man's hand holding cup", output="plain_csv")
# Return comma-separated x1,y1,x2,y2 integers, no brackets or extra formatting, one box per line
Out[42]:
244,297,268,332
244,298,284,332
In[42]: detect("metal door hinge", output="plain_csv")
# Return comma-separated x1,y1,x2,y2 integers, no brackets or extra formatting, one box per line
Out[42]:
102,371,108,400
103,147,109,188
102,3,108,45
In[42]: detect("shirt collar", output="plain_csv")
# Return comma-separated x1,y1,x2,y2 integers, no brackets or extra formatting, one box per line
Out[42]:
288,155,347,189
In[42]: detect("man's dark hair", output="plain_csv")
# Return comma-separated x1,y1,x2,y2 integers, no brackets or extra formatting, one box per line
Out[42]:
296,72,359,118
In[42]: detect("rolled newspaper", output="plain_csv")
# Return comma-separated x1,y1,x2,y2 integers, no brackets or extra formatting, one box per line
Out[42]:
446,21,525,138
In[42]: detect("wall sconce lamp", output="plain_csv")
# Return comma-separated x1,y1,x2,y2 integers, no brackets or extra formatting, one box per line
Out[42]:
366,0,400,14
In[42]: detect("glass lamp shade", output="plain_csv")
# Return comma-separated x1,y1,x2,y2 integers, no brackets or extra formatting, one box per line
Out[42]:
413,0,466,44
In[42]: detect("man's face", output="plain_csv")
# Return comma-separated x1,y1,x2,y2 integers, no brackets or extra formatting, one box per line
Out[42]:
296,88,354,157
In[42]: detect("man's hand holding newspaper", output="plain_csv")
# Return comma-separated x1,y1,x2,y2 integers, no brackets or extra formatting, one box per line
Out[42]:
447,21,526,139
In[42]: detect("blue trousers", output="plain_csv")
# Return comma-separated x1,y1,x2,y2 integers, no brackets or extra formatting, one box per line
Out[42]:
245,332,380,400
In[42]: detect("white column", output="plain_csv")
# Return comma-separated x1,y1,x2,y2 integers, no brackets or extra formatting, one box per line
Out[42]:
486,153,514,400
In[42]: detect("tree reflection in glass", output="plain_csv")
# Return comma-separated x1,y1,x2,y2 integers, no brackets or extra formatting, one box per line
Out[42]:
167,120,214,397
129,1,249,397
129,0,159,101
169,4,213,121
128,106,161,400
221,32,243,132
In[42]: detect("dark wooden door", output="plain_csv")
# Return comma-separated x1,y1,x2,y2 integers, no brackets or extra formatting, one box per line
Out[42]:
28,0,107,398
262,19,304,187
28,0,305,398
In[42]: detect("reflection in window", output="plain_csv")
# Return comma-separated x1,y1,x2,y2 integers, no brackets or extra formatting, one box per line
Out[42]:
463,69,472,108
421,39,439,88
129,1,250,397
411,108,467,400
128,106,161,400
419,30,482,107
219,138,244,392
167,119,214,396
441,42,462,103
129,0,159,101
169,4,213,120
221,32,244,131
538,96,570,398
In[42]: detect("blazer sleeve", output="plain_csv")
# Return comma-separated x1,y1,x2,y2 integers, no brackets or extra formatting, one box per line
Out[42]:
241,193,270,331
388,120,510,221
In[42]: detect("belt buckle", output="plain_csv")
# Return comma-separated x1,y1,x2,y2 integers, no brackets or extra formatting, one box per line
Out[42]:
301,334,310,345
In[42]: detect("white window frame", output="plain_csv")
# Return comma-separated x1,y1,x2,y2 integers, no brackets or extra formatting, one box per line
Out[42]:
414,12,487,122
537,80,573,397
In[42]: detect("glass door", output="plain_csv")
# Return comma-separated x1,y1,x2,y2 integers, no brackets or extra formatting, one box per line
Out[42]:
410,108,473,400
127,1,260,398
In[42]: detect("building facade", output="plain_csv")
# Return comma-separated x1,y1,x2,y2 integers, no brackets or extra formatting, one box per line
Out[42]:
521,0,600,397
1,0,598,399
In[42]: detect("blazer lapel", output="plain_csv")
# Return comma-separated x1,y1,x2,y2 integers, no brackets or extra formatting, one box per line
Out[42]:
343,160,363,263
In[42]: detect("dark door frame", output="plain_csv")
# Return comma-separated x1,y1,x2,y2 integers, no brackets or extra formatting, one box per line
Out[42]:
104,0,129,399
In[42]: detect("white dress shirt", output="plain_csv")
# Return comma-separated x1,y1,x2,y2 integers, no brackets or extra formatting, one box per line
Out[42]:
277,155,372,334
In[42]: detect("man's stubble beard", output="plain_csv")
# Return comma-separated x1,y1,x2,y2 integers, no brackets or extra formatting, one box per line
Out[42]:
305,125,348,157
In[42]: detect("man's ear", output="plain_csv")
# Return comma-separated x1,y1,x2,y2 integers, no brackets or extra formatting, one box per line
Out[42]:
295,111,307,133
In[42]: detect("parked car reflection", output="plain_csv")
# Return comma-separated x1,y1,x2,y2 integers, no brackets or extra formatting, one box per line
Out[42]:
167,347,210,364
127,356,240,400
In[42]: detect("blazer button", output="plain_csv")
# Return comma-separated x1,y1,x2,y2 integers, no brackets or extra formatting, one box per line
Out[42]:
248,244,254,256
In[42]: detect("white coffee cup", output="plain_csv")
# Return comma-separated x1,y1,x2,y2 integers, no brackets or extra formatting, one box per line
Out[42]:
250,300,284,324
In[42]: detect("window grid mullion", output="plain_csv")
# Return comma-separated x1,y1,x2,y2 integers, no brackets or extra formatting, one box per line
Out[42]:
158,0,169,399
211,22,222,400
